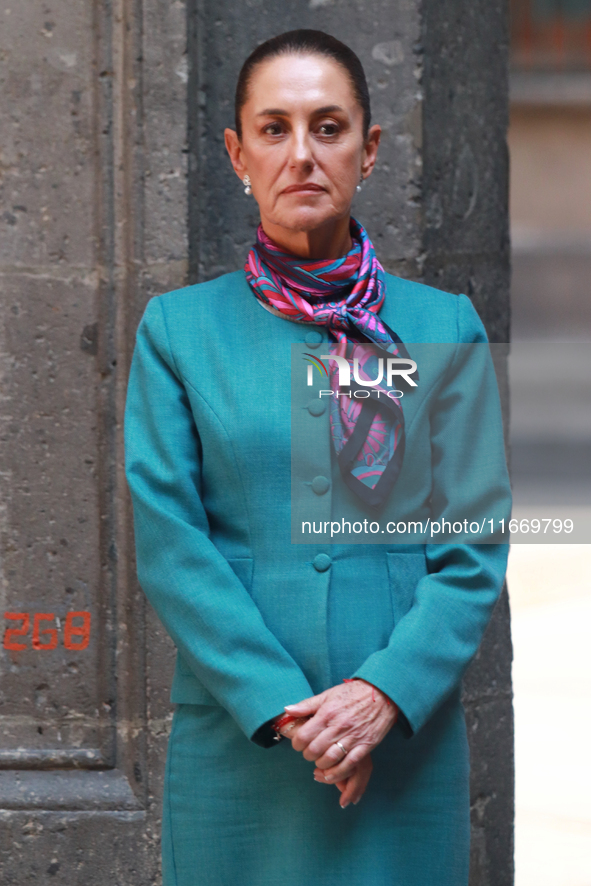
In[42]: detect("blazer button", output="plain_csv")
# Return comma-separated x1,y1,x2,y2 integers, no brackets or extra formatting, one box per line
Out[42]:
304,330,324,348
311,475,330,495
307,399,327,416
313,553,332,572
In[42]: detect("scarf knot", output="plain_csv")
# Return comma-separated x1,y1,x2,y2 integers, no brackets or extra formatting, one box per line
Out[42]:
327,304,351,329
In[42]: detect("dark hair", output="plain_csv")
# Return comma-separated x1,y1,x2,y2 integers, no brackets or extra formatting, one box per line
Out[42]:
234,29,371,140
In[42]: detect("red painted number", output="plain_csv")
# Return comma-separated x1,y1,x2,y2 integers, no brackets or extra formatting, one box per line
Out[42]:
64,611,91,650
3,611,91,651
32,613,59,650
3,613,30,650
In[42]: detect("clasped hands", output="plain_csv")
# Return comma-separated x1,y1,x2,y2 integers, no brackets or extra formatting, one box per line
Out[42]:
275,678,398,809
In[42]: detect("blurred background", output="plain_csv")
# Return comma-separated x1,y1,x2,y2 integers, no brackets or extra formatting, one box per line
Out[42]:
507,2,591,884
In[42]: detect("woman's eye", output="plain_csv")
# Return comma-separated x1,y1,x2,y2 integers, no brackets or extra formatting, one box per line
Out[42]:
318,122,339,136
263,123,283,136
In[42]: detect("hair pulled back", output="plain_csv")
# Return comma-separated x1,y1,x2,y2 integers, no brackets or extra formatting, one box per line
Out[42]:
234,29,371,140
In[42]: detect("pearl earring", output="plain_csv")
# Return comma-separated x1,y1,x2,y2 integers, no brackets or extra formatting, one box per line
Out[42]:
243,174,252,195
356,176,363,192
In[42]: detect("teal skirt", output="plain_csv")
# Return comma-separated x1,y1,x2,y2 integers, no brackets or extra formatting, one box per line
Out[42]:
161,690,470,886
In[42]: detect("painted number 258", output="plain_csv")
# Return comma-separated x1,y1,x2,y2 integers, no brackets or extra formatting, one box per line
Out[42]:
3,612,91,651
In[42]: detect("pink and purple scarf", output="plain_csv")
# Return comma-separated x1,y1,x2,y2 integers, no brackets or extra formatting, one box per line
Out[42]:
245,217,411,507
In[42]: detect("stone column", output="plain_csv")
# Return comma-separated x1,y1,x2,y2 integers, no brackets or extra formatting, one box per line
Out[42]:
0,0,188,881
421,5,513,886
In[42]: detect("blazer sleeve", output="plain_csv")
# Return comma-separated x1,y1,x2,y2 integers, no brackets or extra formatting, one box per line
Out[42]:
124,296,314,745
352,294,512,737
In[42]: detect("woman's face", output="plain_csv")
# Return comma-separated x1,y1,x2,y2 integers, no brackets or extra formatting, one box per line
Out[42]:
225,53,381,244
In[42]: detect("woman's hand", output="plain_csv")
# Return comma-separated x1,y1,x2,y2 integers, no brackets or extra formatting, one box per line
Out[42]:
315,752,373,808
276,714,374,808
284,678,398,783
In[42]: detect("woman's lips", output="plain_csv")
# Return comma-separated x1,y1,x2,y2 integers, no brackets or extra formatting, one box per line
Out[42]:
282,184,326,194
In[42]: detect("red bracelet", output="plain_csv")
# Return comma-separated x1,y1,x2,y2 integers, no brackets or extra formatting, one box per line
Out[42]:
271,713,301,733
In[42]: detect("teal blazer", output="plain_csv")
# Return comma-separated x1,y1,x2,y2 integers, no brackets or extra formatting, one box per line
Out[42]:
124,270,511,747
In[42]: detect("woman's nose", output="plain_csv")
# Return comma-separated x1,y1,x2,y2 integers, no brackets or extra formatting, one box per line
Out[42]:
289,127,314,170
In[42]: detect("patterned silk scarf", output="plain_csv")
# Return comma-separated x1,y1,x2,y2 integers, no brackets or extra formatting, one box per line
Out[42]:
245,217,413,507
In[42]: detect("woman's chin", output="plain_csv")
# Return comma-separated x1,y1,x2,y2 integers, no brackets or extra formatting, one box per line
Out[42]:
266,205,349,235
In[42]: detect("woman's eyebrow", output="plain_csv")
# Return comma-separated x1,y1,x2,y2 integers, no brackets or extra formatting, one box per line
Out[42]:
256,104,345,117
313,105,344,115
257,108,289,117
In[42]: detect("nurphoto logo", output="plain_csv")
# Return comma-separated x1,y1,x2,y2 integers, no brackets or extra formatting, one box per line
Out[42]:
304,351,418,399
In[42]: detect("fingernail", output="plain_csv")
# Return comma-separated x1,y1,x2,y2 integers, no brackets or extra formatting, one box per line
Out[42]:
341,801,350,809
353,799,361,805
324,776,334,783
284,705,296,711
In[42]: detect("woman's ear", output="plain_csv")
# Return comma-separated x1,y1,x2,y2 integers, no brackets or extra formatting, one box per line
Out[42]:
224,128,247,181
361,124,381,179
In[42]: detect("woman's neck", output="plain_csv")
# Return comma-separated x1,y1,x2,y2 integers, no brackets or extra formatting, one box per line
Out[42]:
260,215,353,259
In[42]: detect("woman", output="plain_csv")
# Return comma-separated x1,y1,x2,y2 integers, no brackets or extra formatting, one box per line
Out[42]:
124,29,511,886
